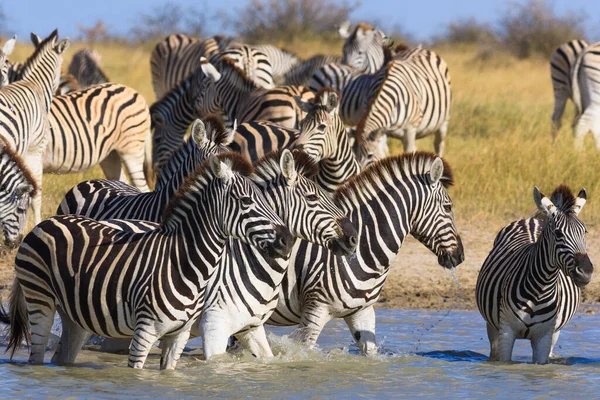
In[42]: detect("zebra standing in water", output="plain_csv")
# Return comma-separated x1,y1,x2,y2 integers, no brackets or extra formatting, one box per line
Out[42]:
550,40,589,138
568,41,600,148
476,185,593,364
269,152,464,354
2,153,292,370
198,56,314,129
150,33,232,99
0,137,37,247
0,30,69,224
339,21,389,73
67,48,109,88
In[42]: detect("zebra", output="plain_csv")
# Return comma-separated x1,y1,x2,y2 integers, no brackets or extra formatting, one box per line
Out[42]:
294,90,361,193
150,33,233,99
568,41,600,148
268,152,464,354
57,118,232,220
230,120,298,162
0,137,37,247
67,48,109,88
198,149,357,359
339,21,389,73
252,44,300,84
55,73,81,95
198,56,314,130
282,54,342,86
2,152,292,369
355,47,452,157
0,35,17,88
475,185,592,364
0,30,69,224
210,45,275,89
550,40,589,139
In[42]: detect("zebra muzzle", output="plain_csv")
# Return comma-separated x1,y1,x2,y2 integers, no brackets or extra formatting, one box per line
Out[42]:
262,225,294,259
572,253,593,287
329,218,358,256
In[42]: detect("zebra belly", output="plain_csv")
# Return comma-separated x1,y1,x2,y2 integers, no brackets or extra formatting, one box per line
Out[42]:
500,307,558,340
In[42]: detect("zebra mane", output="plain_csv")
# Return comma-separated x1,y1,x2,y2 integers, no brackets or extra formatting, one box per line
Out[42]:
334,151,453,203
161,153,254,226
0,136,38,196
550,184,577,213
204,114,234,146
253,149,319,185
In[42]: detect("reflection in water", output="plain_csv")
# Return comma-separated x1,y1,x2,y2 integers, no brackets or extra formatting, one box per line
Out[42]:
0,308,599,398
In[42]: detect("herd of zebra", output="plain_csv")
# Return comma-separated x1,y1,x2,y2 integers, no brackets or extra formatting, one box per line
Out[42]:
0,24,593,370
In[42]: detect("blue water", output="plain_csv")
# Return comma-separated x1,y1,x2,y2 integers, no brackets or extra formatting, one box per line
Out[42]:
1,308,598,398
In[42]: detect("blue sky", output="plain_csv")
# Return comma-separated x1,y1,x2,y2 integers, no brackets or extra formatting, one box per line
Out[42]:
7,0,599,41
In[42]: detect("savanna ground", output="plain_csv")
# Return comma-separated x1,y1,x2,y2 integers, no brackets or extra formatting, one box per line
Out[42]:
1,38,600,310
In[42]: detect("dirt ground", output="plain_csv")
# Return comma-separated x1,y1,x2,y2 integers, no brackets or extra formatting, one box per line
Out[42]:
1,221,600,311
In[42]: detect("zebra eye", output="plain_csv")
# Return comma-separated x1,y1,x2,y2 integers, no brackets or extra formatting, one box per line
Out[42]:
306,193,319,202
240,196,254,206
443,204,452,213
318,124,327,131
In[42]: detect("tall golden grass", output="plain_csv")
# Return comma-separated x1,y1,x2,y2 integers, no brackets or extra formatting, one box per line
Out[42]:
8,38,600,228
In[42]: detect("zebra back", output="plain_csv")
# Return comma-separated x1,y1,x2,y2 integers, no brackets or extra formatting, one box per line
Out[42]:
282,54,342,86
67,48,109,88
253,44,300,82
211,45,275,89
230,120,299,163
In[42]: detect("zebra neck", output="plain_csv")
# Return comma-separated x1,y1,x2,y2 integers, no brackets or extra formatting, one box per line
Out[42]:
525,227,561,292
317,132,361,194
218,70,256,120
21,57,57,112
155,142,196,193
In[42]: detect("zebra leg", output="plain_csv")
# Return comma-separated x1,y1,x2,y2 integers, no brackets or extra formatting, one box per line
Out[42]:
99,151,126,182
236,325,274,358
549,330,561,358
51,310,91,365
531,331,553,364
128,326,159,369
160,328,191,370
401,128,417,153
574,110,593,149
200,312,230,360
344,306,377,356
486,323,501,361
23,152,43,224
288,305,330,347
433,121,448,157
496,324,516,363
27,300,56,365
120,151,150,192
551,96,567,141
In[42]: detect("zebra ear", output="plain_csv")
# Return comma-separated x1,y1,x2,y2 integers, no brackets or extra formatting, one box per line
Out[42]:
294,96,313,113
200,57,221,82
573,188,587,216
16,182,34,197
280,149,298,185
55,38,70,54
325,92,339,114
209,154,233,183
2,35,16,56
533,186,556,216
190,119,206,145
30,33,42,47
338,21,351,39
429,158,444,184
224,119,237,146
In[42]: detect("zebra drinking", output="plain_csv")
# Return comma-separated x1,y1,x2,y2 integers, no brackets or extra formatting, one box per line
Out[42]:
1,153,292,370
476,185,593,364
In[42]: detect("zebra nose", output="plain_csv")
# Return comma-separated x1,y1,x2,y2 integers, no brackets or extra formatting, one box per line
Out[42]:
267,225,293,259
573,253,593,287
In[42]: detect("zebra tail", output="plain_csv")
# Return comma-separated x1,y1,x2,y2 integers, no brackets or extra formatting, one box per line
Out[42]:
571,49,585,118
4,279,30,359
143,128,155,189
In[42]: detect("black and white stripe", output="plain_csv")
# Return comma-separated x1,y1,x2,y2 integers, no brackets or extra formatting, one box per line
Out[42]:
253,44,300,84
269,152,464,354
282,54,342,86
3,153,291,370
211,45,275,89
67,48,109,88
339,21,388,73
476,185,592,364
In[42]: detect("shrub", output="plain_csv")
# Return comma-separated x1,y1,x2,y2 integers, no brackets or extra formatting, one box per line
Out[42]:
129,2,208,43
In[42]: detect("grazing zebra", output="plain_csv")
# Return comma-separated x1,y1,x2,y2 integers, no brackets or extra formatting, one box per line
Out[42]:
476,185,592,364
0,30,69,224
355,47,452,157
0,137,37,247
45,83,153,191
282,54,342,86
268,152,464,354
253,44,300,84
550,40,589,138
67,48,109,88
0,35,16,88
294,90,361,193
57,118,232,219
339,21,388,73
150,33,232,99
211,45,275,89
568,41,600,148
198,56,314,129
198,149,357,359
2,153,292,369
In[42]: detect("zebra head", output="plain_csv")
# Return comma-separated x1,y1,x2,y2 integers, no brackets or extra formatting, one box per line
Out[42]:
207,153,293,259
351,128,390,167
252,149,357,255
0,35,16,88
341,22,388,73
410,156,464,269
534,185,593,287
293,90,344,162
21,30,70,96
0,138,37,248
